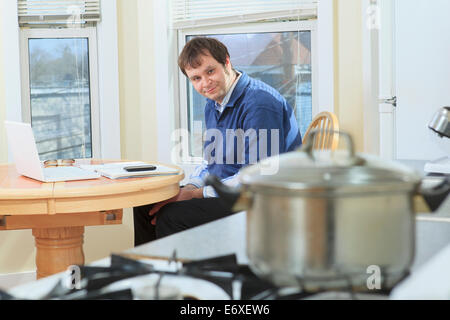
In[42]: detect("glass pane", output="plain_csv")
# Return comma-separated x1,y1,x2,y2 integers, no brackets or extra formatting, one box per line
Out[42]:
186,32,312,158
28,38,92,160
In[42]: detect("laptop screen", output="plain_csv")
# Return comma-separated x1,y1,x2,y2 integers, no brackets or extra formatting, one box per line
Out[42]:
4,120,46,181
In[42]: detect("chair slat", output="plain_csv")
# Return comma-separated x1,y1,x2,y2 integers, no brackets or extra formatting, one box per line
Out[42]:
302,111,340,151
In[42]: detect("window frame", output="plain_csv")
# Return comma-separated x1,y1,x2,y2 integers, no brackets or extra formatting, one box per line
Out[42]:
176,20,318,164
19,27,101,159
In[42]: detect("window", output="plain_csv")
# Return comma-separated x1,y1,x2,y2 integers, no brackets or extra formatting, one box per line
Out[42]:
17,0,102,161
178,21,317,160
3,0,119,162
20,28,100,160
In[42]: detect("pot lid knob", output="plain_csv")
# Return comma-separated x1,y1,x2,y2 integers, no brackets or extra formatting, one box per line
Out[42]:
303,130,366,167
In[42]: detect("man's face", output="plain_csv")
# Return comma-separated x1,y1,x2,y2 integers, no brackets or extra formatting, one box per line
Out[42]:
184,52,235,104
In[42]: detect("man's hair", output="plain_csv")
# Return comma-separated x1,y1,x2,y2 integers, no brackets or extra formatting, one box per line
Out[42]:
178,37,230,76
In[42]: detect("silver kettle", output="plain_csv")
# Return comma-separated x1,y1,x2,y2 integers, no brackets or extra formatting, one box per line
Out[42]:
429,106,450,138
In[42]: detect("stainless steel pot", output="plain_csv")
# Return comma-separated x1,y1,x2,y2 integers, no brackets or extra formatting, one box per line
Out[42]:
206,132,450,291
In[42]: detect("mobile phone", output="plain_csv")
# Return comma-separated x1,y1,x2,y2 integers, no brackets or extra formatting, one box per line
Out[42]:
124,165,157,172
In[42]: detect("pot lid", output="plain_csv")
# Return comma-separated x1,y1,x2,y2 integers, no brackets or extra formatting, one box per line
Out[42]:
239,132,422,191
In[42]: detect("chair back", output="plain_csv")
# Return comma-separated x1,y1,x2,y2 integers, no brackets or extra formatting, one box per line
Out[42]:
303,112,340,150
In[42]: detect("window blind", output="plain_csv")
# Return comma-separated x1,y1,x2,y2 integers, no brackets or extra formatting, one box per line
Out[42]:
17,0,101,26
171,0,318,29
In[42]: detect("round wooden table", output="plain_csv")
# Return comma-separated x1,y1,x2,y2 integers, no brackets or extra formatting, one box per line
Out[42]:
0,159,184,279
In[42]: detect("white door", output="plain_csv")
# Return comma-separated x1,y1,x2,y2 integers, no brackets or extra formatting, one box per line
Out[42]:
394,0,450,160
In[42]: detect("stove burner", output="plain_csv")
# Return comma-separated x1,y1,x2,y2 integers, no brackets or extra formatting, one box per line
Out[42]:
0,251,406,300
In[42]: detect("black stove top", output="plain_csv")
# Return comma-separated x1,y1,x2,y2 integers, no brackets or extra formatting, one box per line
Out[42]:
0,252,400,300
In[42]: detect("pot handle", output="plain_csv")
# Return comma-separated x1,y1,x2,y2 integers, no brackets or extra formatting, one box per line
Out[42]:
303,130,365,166
416,176,450,213
204,175,241,204
204,175,252,212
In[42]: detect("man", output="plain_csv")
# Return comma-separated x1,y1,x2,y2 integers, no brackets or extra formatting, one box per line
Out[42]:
133,37,302,246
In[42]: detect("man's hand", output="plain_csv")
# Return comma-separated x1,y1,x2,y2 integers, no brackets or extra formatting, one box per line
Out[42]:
149,185,203,225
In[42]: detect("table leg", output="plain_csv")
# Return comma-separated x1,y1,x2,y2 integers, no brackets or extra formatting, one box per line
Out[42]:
32,226,85,279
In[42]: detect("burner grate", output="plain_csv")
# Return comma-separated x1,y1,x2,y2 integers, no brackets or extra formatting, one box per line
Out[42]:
1,251,407,300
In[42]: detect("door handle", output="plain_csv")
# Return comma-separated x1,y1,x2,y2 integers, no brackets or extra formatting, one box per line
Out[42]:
379,96,397,107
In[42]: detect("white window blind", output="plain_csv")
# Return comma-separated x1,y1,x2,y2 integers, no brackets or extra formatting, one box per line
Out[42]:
17,0,101,26
171,0,317,29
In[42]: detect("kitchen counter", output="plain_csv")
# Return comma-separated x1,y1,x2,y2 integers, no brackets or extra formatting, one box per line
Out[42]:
6,159,450,299
128,211,248,264
130,208,450,273
399,159,450,270
7,195,450,299
6,210,249,300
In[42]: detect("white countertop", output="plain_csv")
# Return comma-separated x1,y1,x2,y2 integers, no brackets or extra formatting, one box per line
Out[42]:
6,159,450,300
127,211,248,263
8,200,450,300
7,211,248,300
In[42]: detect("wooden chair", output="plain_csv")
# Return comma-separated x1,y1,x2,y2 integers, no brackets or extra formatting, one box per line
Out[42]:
302,111,340,150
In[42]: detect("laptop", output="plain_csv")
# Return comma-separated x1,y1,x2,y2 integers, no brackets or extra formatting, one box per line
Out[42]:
4,121,101,182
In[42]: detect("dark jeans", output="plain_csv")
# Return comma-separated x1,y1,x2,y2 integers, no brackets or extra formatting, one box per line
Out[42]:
133,197,235,247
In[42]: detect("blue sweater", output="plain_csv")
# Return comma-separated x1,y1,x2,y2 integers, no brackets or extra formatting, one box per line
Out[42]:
188,71,302,196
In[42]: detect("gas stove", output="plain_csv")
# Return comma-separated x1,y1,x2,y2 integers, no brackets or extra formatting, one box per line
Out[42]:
1,252,398,300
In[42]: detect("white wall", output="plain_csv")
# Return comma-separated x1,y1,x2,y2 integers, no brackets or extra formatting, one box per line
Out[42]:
0,0,132,275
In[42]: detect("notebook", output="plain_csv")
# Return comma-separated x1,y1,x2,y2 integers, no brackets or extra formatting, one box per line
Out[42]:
4,121,101,182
